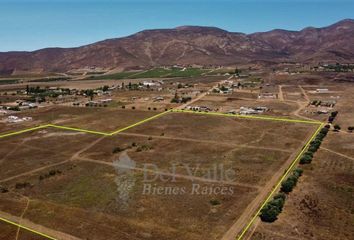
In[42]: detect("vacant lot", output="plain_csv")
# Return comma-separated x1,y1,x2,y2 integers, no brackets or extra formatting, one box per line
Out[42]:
125,112,316,147
248,132,354,240
82,135,292,187
0,110,319,240
2,161,257,240
0,129,98,181
0,221,49,240
0,106,163,134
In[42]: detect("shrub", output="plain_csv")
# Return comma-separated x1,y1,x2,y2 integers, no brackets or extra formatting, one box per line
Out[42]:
293,168,303,177
0,186,8,193
281,174,299,193
112,147,123,153
320,127,329,135
328,116,335,123
331,111,338,118
273,192,286,201
260,200,283,222
308,145,319,153
300,154,313,164
303,151,313,158
334,124,341,131
348,126,354,132
210,199,220,206
15,182,31,189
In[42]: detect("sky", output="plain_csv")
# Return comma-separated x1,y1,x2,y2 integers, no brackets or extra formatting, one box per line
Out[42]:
1,0,354,52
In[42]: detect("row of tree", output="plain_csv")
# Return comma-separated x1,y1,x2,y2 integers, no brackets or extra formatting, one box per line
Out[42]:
260,126,330,222
260,168,303,222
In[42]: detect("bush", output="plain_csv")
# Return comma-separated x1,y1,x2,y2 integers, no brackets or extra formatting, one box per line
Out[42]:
334,124,341,131
348,126,354,132
308,145,319,153
300,154,313,164
328,116,335,123
303,151,313,158
260,203,280,222
273,192,286,201
281,170,301,193
281,177,297,193
320,127,329,135
293,168,303,177
0,186,8,193
260,196,285,223
210,199,220,206
112,147,123,153
331,111,338,118
15,182,31,189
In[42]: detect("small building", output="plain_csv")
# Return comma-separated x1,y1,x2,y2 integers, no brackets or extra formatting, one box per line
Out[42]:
100,99,112,103
316,88,329,93
258,93,277,99
153,96,164,102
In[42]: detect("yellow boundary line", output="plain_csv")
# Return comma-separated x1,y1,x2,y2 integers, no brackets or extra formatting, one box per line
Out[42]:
236,122,324,240
0,109,323,240
0,216,56,240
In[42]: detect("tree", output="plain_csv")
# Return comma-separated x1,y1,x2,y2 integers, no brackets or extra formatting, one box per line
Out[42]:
334,124,341,131
293,168,303,177
281,177,297,193
300,154,313,164
85,89,95,100
260,202,280,222
102,85,109,92
112,147,122,153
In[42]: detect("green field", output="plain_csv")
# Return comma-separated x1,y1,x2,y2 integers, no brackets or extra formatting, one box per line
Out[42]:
86,71,140,80
85,68,209,80
0,79,20,85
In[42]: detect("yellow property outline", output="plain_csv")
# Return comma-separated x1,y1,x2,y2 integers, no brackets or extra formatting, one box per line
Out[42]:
0,109,323,240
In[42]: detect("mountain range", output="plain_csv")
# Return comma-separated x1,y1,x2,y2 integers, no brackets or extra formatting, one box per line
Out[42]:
1,19,354,74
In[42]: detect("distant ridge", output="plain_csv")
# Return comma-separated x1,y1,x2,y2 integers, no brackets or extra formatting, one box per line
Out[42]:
1,19,354,74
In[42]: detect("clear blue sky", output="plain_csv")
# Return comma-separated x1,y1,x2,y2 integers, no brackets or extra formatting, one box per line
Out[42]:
1,0,354,52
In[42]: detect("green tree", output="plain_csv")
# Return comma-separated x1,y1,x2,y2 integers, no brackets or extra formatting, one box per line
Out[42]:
334,124,341,131
300,154,313,164
260,202,280,222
